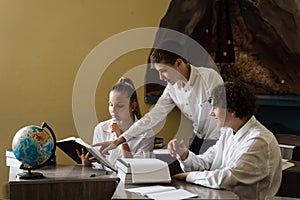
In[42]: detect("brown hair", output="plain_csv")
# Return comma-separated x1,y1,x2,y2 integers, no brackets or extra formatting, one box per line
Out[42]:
211,81,258,119
111,77,142,119
150,40,188,65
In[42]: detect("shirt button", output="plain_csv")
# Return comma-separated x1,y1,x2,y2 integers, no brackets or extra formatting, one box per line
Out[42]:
186,103,188,106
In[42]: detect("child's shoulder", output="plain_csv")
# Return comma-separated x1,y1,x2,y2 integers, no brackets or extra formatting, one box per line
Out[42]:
95,119,112,130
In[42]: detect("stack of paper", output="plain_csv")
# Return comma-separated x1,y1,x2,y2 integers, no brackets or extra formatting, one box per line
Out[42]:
126,185,198,200
6,150,22,168
116,158,171,184
282,159,295,170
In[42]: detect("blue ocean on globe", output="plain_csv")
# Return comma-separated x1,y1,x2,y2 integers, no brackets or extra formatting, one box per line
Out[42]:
12,125,54,167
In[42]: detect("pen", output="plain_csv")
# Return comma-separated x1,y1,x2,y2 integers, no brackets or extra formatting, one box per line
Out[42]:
89,171,109,177
179,137,186,145
174,137,186,159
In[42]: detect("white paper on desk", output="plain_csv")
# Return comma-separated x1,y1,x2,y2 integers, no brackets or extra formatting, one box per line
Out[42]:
126,185,176,195
282,159,295,170
147,188,198,200
123,158,171,183
153,148,170,154
126,185,198,200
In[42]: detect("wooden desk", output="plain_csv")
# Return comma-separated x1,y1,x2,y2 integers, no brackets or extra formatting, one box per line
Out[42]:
277,160,300,198
9,165,119,200
111,179,239,199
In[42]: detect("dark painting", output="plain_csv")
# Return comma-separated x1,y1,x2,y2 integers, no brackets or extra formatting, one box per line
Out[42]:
145,0,300,104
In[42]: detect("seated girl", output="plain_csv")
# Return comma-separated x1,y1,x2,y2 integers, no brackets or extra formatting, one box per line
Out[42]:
77,77,155,168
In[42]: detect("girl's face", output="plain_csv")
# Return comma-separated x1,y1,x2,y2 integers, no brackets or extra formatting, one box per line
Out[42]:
109,90,132,122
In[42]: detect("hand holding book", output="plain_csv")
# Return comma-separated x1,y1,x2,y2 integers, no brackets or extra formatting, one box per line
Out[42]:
76,148,97,166
56,137,117,172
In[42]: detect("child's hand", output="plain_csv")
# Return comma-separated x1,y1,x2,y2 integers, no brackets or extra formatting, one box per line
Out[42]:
76,148,95,166
111,122,123,136
168,138,189,160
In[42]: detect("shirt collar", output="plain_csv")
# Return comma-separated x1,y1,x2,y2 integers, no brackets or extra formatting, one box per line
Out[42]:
233,116,256,141
188,65,198,87
176,64,198,89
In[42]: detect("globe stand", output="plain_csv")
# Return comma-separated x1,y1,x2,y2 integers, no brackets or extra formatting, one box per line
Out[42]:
17,169,44,179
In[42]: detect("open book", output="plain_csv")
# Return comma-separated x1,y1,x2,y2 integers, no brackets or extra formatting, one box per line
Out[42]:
126,185,198,200
116,158,171,183
282,159,295,170
56,137,116,172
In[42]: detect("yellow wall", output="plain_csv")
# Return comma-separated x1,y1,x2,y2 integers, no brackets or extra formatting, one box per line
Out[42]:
0,0,195,199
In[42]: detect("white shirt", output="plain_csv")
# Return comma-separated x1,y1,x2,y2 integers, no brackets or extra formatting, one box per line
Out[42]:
179,116,282,199
93,119,155,166
122,65,223,141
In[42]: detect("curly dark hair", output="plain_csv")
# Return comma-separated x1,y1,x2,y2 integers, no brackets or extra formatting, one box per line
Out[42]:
150,40,188,65
211,81,259,119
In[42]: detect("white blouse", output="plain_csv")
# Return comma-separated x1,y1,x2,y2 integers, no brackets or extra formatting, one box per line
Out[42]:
179,116,282,199
122,65,223,142
93,119,155,166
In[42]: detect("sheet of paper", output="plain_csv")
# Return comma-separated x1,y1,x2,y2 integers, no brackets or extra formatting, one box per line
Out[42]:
153,148,170,154
281,159,295,170
146,188,198,200
126,186,197,200
126,185,176,195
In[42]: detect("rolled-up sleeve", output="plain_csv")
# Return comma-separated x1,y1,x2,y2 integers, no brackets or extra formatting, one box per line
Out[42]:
185,137,270,190
122,87,175,141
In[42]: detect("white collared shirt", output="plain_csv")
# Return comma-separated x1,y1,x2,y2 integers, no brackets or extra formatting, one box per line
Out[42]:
122,65,223,141
93,119,155,166
179,116,282,199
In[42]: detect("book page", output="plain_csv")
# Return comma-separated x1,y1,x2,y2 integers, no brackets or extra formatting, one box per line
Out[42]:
146,188,198,200
56,137,87,164
86,146,117,172
282,159,295,170
153,148,170,154
121,158,171,183
74,138,112,169
57,136,76,143
75,138,92,148
126,185,176,195
126,186,198,200
56,136,116,170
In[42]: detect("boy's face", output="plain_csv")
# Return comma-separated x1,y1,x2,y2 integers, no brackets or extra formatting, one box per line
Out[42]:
209,98,226,127
154,59,185,85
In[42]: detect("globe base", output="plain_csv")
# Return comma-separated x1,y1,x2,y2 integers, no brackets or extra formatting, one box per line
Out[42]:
17,170,44,179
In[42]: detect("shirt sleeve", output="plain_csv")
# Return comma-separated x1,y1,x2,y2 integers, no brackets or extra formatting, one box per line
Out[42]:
204,68,224,97
122,86,176,141
92,122,110,152
194,68,223,139
93,123,104,144
131,130,155,157
185,137,270,190
179,141,217,172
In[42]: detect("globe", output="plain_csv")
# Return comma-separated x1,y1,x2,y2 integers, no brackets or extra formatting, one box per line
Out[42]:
12,122,56,179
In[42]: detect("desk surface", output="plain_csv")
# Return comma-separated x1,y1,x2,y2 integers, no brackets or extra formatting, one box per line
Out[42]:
9,164,118,183
9,165,119,200
277,160,300,198
112,179,239,200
